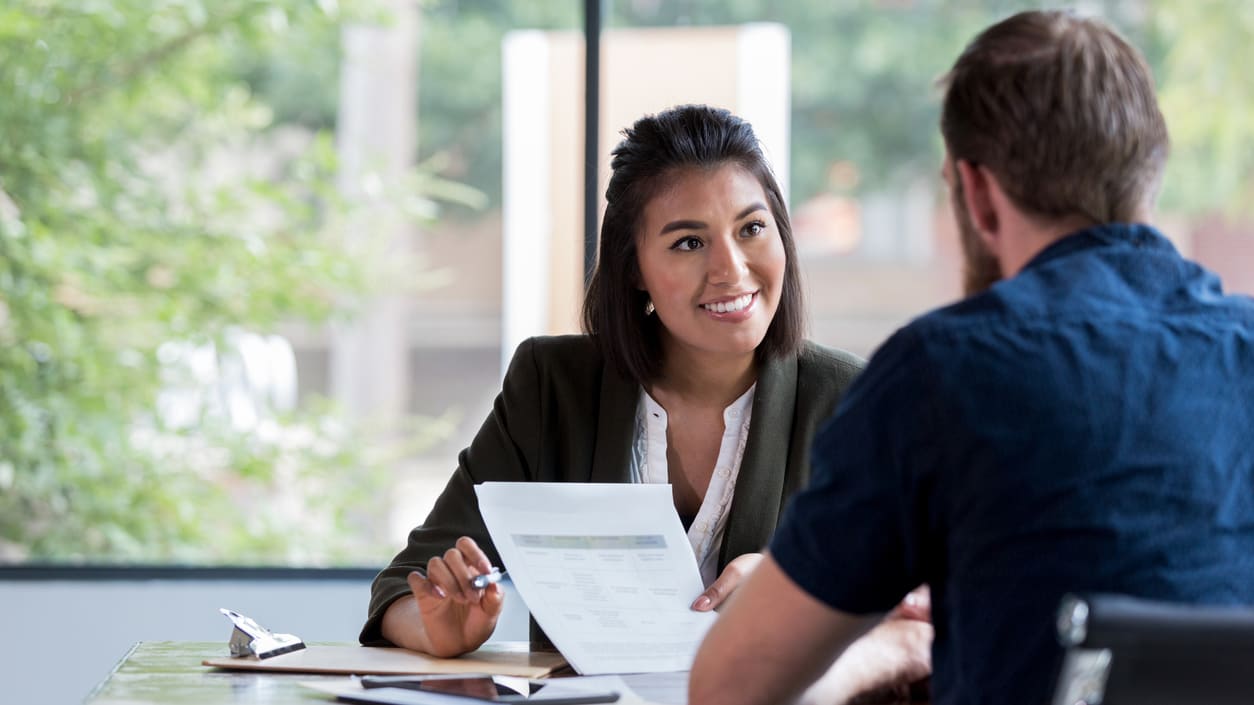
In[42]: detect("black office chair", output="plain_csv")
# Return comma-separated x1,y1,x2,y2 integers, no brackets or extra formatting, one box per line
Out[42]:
1051,592,1254,705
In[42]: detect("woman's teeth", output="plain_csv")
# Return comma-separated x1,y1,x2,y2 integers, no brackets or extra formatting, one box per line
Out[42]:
702,293,753,314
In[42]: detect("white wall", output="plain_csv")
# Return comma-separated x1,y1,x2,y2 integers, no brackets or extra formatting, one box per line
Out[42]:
0,577,527,704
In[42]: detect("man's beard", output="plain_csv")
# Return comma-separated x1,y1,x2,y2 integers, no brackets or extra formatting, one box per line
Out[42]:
951,178,1002,296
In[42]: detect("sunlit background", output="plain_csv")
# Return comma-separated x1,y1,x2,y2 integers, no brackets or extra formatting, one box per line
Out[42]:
2,0,1251,567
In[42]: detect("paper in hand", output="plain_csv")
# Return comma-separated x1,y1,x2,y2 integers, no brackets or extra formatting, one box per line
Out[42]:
474,482,716,675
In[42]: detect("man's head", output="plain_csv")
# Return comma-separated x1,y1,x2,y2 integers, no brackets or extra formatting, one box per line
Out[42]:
940,10,1169,294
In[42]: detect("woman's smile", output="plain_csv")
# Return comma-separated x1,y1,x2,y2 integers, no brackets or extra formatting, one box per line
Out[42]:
635,164,786,366
700,291,758,319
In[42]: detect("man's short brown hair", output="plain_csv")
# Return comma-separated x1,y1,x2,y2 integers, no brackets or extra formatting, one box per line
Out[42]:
940,10,1169,224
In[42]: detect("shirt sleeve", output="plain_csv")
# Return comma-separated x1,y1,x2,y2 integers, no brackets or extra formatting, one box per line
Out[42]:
769,328,938,615
359,337,545,645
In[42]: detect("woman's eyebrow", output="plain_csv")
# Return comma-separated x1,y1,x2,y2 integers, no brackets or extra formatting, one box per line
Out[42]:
736,202,768,220
659,219,706,235
658,203,768,236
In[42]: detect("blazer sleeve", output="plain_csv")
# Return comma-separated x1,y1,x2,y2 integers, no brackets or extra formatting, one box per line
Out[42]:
359,338,545,645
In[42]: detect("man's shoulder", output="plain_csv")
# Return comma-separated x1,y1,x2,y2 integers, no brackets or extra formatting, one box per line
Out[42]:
893,284,1041,352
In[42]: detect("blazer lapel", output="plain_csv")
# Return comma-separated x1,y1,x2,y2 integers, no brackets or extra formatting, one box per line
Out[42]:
589,359,637,483
720,353,798,567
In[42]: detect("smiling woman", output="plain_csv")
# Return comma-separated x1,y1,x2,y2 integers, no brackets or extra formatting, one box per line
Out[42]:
361,106,884,672
635,164,787,375
630,163,790,526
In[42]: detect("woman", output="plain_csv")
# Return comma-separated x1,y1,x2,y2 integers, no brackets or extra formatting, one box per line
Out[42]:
361,104,865,658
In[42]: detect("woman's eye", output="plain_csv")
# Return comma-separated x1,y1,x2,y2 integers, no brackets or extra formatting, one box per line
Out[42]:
742,221,766,237
671,236,703,251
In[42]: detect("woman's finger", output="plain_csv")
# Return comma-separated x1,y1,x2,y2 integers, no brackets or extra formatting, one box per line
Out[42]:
455,536,494,575
442,547,476,603
478,582,507,619
427,555,466,602
692,552,763,611
692,582,724,612
408,569,446,601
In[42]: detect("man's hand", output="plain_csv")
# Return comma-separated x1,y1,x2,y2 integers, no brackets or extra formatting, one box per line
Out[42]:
691,552,763,611
888,584,930,622
690,554,877,705
381,536,505,657
802,615,933,705
801,585,933,705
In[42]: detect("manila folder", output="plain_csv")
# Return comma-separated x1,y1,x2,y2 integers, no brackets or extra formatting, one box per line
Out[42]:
203,643,566,679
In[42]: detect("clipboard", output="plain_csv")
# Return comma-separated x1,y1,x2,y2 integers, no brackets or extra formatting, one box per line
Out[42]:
203,644,568,679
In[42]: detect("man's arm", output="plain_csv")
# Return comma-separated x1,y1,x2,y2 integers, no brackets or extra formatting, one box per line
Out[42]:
689,553,876,705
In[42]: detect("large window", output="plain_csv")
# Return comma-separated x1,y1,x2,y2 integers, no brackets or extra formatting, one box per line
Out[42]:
2,0,1250,567
602,0,1254,356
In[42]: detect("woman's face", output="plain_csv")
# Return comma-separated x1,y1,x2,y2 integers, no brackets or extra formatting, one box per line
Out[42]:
635,163,787,368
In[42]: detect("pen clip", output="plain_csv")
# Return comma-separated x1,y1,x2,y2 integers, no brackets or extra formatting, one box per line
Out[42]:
470,567,507,589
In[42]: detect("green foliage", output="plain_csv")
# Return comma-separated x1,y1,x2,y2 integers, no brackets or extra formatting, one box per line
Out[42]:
1150,1,1254,215
0,0,461,564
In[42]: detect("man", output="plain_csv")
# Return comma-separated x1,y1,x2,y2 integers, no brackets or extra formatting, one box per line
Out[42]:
690,10,1254,705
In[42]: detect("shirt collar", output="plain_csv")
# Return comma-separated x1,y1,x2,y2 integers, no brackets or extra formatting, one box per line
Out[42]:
639,382,756,424
1021,222,1177,273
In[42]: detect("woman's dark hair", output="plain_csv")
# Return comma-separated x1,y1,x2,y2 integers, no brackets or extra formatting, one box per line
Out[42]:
581,104,804,386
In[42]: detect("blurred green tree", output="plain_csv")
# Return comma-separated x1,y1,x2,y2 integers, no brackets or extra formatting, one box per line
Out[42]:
0,0,467,564
1149,1,1254,216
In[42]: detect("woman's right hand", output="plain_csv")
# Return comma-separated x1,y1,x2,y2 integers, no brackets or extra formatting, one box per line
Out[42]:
383,536,505,657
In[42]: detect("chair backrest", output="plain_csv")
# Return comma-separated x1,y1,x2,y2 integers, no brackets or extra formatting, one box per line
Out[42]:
1051,593,1254,705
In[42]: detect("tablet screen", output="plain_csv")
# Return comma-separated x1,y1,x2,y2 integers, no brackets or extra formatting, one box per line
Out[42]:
416,676,530,700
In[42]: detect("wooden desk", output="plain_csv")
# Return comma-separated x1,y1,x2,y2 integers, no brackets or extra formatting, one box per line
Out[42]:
86,642,689,704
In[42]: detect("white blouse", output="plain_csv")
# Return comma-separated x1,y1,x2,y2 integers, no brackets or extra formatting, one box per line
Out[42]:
629,384,756,588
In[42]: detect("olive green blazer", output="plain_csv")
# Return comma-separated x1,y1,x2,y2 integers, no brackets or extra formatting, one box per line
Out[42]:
360,334,864,646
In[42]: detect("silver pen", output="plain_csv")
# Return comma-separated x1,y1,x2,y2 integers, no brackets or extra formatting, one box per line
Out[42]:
470,567,508,589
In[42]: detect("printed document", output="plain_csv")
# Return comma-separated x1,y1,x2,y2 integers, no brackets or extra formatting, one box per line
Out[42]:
474,482,717,675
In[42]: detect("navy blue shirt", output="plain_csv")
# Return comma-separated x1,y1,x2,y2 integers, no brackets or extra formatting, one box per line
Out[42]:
772,224,1254,705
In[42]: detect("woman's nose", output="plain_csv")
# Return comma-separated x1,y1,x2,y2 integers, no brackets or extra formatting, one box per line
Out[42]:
707,238,749,284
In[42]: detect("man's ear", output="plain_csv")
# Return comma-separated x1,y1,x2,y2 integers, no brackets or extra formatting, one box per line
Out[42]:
955,159,1000,246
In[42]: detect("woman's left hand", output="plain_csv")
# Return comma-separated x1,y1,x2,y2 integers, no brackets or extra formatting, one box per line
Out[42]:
691,552,764,611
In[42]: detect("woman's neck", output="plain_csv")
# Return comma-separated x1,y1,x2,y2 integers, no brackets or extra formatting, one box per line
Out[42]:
652,344,757,409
